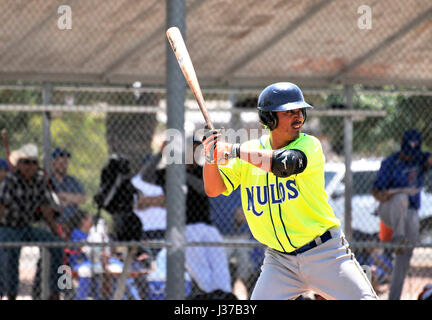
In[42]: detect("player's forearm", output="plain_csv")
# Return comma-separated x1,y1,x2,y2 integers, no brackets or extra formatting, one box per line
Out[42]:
239,148,273,173
203,163,226,197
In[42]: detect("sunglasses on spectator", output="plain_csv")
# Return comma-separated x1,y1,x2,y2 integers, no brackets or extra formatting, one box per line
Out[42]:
19,159,38,165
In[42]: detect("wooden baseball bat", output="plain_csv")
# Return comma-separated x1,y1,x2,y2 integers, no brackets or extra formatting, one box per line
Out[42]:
166,26,214,130
166,27,273,174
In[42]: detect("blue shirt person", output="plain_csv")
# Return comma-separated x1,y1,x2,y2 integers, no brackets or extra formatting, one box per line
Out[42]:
0,158,10,183
371,129,432,300
372,129,432,209
49,148,86,233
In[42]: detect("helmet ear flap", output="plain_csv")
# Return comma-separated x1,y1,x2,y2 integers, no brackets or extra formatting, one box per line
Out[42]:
258,111,278,131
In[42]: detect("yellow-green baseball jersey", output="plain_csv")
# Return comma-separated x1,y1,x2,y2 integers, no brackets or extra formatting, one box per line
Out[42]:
218,133,341,252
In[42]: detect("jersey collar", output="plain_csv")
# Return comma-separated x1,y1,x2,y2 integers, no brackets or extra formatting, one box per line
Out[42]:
260,133,306,150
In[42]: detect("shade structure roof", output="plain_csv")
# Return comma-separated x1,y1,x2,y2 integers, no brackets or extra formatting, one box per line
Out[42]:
0,0,430,89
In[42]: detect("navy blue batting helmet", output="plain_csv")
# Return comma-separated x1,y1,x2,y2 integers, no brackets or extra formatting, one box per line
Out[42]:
257,82,313,130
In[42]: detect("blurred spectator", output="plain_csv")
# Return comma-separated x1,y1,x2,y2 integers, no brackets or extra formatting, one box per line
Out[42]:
93,154,143,242
92,154,149,299
155,137,234,299
64,209,146,300
49,147,87,235
132,152,166,258
0,158,9,298
355,247,393,294
125,153,167,299
32,147,87,299
65,209,122,300
0,144,65,300
371,128,432,300
64,209,102,299
0,158,10,182
224,206,264,299
350,231,392,294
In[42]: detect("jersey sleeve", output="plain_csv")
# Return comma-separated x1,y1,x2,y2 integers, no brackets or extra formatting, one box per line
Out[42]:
218,157,242,196
292,135,325,177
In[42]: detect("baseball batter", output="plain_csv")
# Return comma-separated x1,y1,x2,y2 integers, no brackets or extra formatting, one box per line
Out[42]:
202,82,378,300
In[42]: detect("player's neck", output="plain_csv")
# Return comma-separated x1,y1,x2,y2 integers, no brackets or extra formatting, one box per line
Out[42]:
270,131,300,149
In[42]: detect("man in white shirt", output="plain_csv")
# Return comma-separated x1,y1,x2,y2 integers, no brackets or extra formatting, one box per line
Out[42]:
132,172,166,239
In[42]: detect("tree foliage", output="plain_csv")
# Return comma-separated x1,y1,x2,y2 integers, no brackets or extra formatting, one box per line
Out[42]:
319,91,432,158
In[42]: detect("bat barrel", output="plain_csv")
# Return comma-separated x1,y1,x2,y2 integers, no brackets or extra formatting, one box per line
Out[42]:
166,26,214,131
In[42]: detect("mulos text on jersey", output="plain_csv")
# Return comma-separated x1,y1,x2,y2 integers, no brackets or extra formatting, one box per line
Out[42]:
246,179,299,216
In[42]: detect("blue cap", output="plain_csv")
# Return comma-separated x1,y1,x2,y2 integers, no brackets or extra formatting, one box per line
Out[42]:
401,129,422,157
51,147,71,159
0,158,9,171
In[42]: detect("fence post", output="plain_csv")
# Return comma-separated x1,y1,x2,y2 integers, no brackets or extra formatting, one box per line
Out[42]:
40,246,51,300
165,0,186,300
343,85,354,241
41,83,52,300
42,83,52,171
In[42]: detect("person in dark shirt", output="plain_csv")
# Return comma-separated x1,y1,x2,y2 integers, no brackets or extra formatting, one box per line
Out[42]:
372,129,432,300
0,144,65,300
184,162,212,225
49,148,86,233
156,137,232,297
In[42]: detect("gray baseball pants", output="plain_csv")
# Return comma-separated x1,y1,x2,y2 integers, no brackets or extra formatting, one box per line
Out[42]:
250,227,378,300
377,193,419,300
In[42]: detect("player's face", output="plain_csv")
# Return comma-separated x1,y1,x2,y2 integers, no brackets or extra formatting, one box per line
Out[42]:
275,108,304,137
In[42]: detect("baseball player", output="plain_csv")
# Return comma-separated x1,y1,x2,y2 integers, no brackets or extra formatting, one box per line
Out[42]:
201,82,378,300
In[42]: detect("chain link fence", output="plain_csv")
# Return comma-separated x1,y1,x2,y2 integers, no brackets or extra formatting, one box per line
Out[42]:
0,0,431,301
0,85,430,300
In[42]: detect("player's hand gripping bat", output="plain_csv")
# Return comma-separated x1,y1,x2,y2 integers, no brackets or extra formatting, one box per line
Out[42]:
166,27,227,163
166,27,306,178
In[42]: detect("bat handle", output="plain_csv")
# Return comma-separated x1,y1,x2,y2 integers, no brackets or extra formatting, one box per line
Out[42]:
206,122,215,131
205,123,215,131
